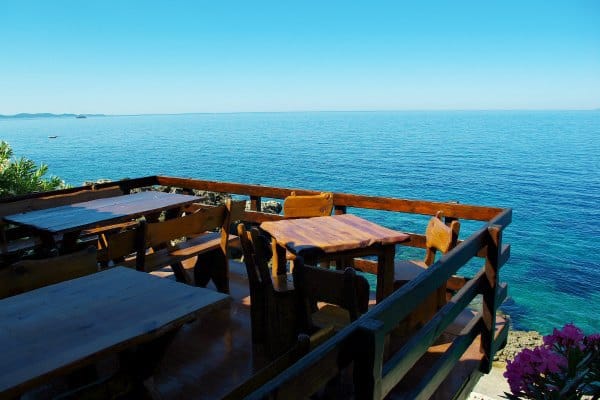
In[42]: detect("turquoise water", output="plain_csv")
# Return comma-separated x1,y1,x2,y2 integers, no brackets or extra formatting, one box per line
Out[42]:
1,111,598,334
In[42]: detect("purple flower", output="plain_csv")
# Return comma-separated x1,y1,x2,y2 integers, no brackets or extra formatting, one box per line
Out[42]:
585,333,600,350
543,323,586,351
504,346,567,395
505,324,599,399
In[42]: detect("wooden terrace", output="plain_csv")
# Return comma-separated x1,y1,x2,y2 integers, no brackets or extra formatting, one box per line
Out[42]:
0,175,511,399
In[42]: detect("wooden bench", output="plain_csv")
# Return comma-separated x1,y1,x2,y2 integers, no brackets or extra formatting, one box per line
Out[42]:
104,200,245,292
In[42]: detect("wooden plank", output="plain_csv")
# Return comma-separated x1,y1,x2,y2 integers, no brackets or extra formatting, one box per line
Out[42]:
370,225,488,334
4,192,199,234
0,267,229,397
156,176,505,221
0,187,124,218
144,206,226,248
481,226,501,373
380,270,484,396
245,326,357,400
402,316,482,400
261,214,409,255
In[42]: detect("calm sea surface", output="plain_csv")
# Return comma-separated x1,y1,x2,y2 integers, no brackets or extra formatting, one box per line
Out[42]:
1,111,598,334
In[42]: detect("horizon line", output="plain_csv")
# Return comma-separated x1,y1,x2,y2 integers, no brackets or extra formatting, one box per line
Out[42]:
2,108,600,118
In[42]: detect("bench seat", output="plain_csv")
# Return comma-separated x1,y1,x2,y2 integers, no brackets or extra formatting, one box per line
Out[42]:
118,232,239,273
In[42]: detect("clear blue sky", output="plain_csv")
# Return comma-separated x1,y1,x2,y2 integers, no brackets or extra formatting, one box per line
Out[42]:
1,1,599,114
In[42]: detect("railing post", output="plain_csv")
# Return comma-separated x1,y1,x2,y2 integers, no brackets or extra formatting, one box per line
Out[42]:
481,225,501,372
249,195,261,212
354,318,386,400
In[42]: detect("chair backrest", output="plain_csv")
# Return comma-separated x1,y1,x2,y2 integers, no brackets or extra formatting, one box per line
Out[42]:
293,258,370,331
238,223,293,351
423,211,461,266
0,246,98,299
283,191,333,218
237,224,273,291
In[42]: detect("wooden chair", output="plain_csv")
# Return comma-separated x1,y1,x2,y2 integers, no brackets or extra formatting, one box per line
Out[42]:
132,199,245,293
278,191,334,270
293,258,370,332
393,211,460,333
237,223,299,358
282,191,333,218
0,246,98,299
238,224,369,358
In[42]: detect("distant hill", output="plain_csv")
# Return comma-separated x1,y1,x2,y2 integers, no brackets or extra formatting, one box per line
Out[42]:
0,113,106,119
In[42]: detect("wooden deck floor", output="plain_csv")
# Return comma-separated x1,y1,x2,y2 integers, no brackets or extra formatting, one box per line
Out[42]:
151,261,502,399
152,261,266,399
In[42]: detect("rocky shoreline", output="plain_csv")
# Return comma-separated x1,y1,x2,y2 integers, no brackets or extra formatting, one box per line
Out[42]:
494,329,543,364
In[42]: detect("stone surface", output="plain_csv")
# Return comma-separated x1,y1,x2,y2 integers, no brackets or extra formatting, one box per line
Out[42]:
494,330,543,363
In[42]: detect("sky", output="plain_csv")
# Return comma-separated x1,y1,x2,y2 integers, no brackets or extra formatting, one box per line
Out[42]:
1,1,599,114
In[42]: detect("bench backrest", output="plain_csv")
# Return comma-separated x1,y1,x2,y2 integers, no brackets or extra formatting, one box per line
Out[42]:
96,227,139,265
0,246,98,299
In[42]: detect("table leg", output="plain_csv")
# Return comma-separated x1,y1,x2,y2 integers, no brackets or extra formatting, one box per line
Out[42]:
376,244,396,302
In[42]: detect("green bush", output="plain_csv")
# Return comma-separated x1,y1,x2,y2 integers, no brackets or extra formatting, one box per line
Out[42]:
0,141,68,198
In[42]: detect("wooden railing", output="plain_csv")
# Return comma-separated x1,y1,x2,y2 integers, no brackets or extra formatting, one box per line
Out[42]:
0,175,512,398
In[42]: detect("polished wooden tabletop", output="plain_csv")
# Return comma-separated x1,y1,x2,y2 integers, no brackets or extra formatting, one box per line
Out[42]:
260,214,409,256
2,191,199,234
0,267,230,397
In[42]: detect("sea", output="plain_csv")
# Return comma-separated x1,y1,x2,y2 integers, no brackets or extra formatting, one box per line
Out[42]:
1,111,598,335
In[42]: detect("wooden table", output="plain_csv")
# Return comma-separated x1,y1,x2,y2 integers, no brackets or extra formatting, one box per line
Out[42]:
2,191,199,251
260,214,409,302
0,267,230,398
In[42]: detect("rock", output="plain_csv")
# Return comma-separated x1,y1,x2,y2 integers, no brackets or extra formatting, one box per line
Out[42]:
190,190,231,206
243,200,282,214
494,330,543,363
83,178,113,186
261,200,282,214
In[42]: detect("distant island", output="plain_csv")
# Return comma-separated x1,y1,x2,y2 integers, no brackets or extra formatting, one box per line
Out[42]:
0,113,105,119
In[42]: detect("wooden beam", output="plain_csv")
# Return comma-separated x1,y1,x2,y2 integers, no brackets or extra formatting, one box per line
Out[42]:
155,176,505,221
480,225,502,373
402,316,482,400
370,226,488,334
381,270,485,396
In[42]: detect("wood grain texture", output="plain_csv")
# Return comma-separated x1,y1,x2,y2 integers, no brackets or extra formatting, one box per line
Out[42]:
261,214,409,255
283,192,333,218
0,267,229,397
